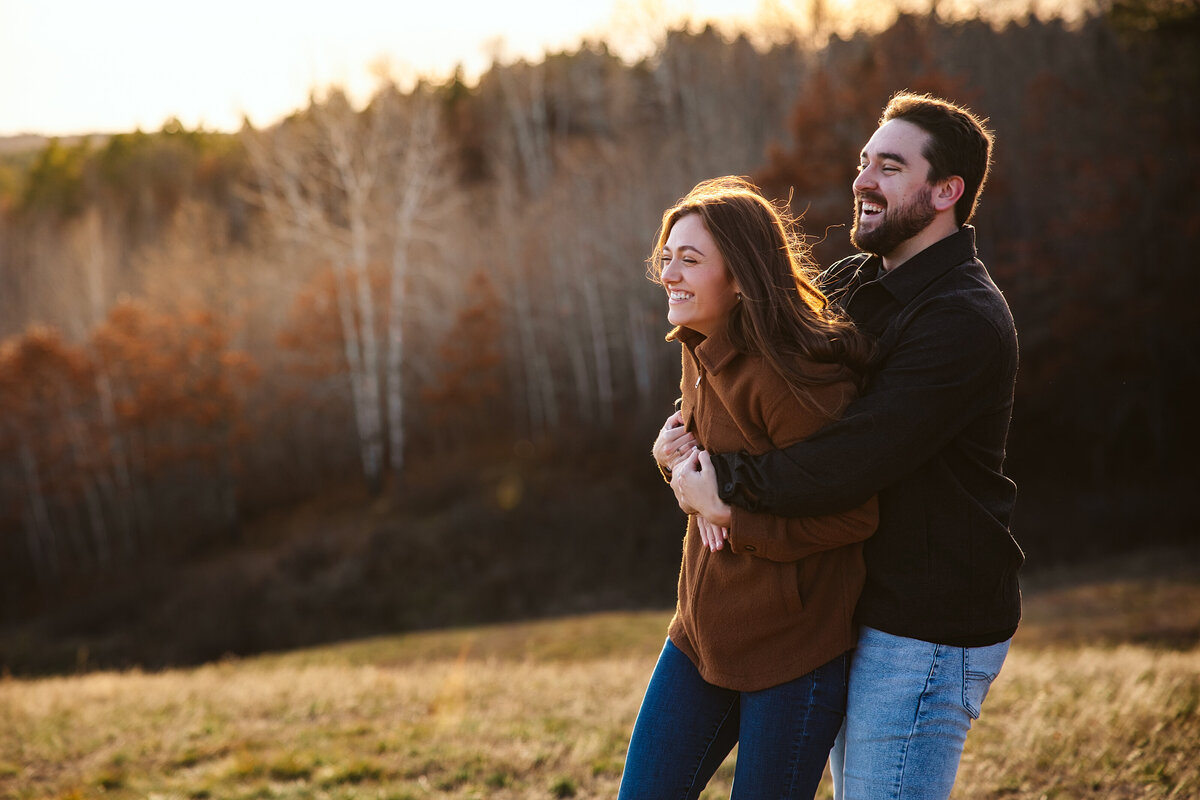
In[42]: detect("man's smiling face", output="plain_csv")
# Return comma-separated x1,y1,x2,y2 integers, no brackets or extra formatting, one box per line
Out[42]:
850,119,939,260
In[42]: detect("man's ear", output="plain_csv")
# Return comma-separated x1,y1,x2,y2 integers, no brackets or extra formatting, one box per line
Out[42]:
933,176,965,212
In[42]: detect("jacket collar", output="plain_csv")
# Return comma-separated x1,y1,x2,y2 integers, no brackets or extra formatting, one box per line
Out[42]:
669,321,742,376
863,226,978,304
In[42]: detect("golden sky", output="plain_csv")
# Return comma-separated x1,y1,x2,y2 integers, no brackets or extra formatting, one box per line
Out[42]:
0,0,771,137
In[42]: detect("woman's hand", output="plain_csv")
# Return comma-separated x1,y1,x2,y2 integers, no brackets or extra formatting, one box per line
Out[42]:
653,411,698,473
695,515,729,552
671,448,733,548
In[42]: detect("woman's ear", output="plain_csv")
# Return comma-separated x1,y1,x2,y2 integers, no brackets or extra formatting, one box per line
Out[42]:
934,176,965,212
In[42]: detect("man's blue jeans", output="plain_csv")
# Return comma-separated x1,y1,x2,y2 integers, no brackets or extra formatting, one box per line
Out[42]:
829,626,1011,800
618,638,848,800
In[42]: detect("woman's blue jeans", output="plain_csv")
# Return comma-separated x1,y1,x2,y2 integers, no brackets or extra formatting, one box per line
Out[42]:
618,638,848,800
829,626,1011,800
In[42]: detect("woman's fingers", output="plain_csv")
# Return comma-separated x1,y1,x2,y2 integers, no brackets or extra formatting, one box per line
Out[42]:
696,516,724,552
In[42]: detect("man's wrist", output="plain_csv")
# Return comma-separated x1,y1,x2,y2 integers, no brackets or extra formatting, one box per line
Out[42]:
708,451,766,513
709,452,737,504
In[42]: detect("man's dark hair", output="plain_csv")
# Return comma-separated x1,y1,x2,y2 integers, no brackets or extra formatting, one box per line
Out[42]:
881,92,994,226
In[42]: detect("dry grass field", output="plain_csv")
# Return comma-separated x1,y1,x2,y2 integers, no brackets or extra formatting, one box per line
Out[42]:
2,547,1197,800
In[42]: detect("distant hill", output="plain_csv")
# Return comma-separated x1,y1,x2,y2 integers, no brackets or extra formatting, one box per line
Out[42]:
0,132,110,155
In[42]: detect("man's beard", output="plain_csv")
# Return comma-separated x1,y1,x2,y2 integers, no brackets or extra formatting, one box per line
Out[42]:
851,188,937,257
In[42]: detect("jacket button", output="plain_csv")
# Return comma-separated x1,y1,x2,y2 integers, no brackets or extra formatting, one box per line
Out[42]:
723,483,734,493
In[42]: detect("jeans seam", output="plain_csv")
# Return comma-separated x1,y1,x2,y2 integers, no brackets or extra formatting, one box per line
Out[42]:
895,644,943,799
688,697,738,800
773,654,844,800
782,666,820,798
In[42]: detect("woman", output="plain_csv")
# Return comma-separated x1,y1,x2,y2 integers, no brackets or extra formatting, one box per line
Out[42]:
618,177,878,800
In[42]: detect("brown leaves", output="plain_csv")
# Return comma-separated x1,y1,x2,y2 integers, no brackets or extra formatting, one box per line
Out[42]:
0,298,258,578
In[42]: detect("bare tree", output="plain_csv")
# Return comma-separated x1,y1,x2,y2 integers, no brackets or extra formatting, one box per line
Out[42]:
245,84,455,488
244,92,387,491
490,63,562,438
373,85,455,475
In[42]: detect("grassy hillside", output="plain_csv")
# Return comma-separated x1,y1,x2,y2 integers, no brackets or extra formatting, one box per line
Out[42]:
0,437,689,674
2,546,1198,799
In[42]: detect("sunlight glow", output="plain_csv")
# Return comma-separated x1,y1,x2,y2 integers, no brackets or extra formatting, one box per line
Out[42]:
0,0,1096,137
1,0,767,137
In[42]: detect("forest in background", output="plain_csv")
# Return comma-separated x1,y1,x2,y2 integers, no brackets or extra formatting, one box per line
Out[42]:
0,0,1197,670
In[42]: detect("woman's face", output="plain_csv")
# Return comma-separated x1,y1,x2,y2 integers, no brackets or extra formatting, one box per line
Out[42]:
660,213,739,337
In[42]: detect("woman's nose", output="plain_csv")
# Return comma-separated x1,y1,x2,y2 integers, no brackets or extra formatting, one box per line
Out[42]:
662,257,679,282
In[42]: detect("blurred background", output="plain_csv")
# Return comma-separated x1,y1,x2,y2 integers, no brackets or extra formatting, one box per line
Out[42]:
0,0,1196,673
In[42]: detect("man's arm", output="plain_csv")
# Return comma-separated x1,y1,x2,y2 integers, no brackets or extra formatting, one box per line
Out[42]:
710,303,1013,518
728,493,878,561
671,448,878,560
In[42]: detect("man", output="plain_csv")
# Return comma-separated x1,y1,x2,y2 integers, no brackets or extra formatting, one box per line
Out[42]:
671,92,1023,799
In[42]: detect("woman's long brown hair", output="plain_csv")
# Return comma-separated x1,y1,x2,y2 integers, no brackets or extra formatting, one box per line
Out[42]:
649,176,874,410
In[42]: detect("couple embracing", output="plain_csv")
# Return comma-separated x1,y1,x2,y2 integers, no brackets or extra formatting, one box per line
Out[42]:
618,92,1023,800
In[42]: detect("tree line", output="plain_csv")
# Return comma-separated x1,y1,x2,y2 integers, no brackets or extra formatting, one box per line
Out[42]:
0,2,1196,615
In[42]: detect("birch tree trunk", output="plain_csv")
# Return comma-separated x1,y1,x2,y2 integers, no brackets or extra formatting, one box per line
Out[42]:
511,263,559,436
64,406,111,568
380,90,446,476
386,226,408,475
574,205,615,428
628,298,656,405
18,439,57,582
323,95,386,492
69,209,125,563
244,93,391,493
495,66,560,437
93,368,139,558
550,227,594,423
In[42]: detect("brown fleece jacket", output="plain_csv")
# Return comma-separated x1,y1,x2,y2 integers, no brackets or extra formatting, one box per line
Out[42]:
665,323,878,691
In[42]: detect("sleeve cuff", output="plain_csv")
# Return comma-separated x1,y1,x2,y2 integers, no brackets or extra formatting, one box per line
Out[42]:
711,451,735,501
711,451,764,512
